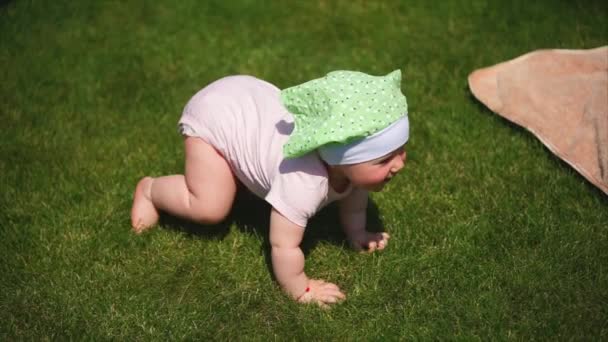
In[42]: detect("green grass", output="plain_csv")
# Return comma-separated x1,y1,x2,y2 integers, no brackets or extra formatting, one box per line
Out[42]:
1,0,607,339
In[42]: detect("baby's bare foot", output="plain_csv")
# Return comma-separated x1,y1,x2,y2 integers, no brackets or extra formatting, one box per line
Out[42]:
131,177,159,233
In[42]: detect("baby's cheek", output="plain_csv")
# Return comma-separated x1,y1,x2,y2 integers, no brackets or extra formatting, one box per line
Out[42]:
363,171,390,192
365,169,389,184
349,166,389,187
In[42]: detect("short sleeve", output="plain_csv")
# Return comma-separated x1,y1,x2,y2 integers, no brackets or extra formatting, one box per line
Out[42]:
265,167,329,228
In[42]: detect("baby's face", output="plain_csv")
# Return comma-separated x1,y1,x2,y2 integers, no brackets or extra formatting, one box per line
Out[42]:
340,146,407,192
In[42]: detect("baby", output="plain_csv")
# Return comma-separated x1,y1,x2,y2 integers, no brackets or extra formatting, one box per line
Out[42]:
131,70,409,306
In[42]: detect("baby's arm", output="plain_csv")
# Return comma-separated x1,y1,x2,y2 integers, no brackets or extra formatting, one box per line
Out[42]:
270,208,345,305
339,188,390,252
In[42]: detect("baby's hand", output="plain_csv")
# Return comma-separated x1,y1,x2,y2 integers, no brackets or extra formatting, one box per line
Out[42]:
347,231,390,253
298,279,345,308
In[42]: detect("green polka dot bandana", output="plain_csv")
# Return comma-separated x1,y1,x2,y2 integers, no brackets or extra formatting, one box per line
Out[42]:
280,69,408,159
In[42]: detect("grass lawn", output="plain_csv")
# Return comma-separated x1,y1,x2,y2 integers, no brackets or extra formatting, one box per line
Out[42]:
1,0,607,339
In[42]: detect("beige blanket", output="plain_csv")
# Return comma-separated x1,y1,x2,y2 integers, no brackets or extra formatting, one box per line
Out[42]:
468,46,608,195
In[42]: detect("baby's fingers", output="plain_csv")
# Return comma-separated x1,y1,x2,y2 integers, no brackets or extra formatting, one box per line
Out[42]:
367,240,378,252
309,280,346,305
381,232,390,241
374,232,390,250
316,288,346,304
320,281,340,292
377,234,388,250
321,285,346,299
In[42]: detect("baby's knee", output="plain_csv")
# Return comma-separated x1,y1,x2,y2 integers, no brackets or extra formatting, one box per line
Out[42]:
190,203,230,225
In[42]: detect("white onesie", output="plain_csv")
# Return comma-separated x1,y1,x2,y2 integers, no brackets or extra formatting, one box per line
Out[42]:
178,75,352,227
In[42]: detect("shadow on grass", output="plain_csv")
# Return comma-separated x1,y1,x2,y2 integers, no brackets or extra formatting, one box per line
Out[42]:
159,187,386,278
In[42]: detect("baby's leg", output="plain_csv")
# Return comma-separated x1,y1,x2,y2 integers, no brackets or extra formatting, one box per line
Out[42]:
131,136,237,233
